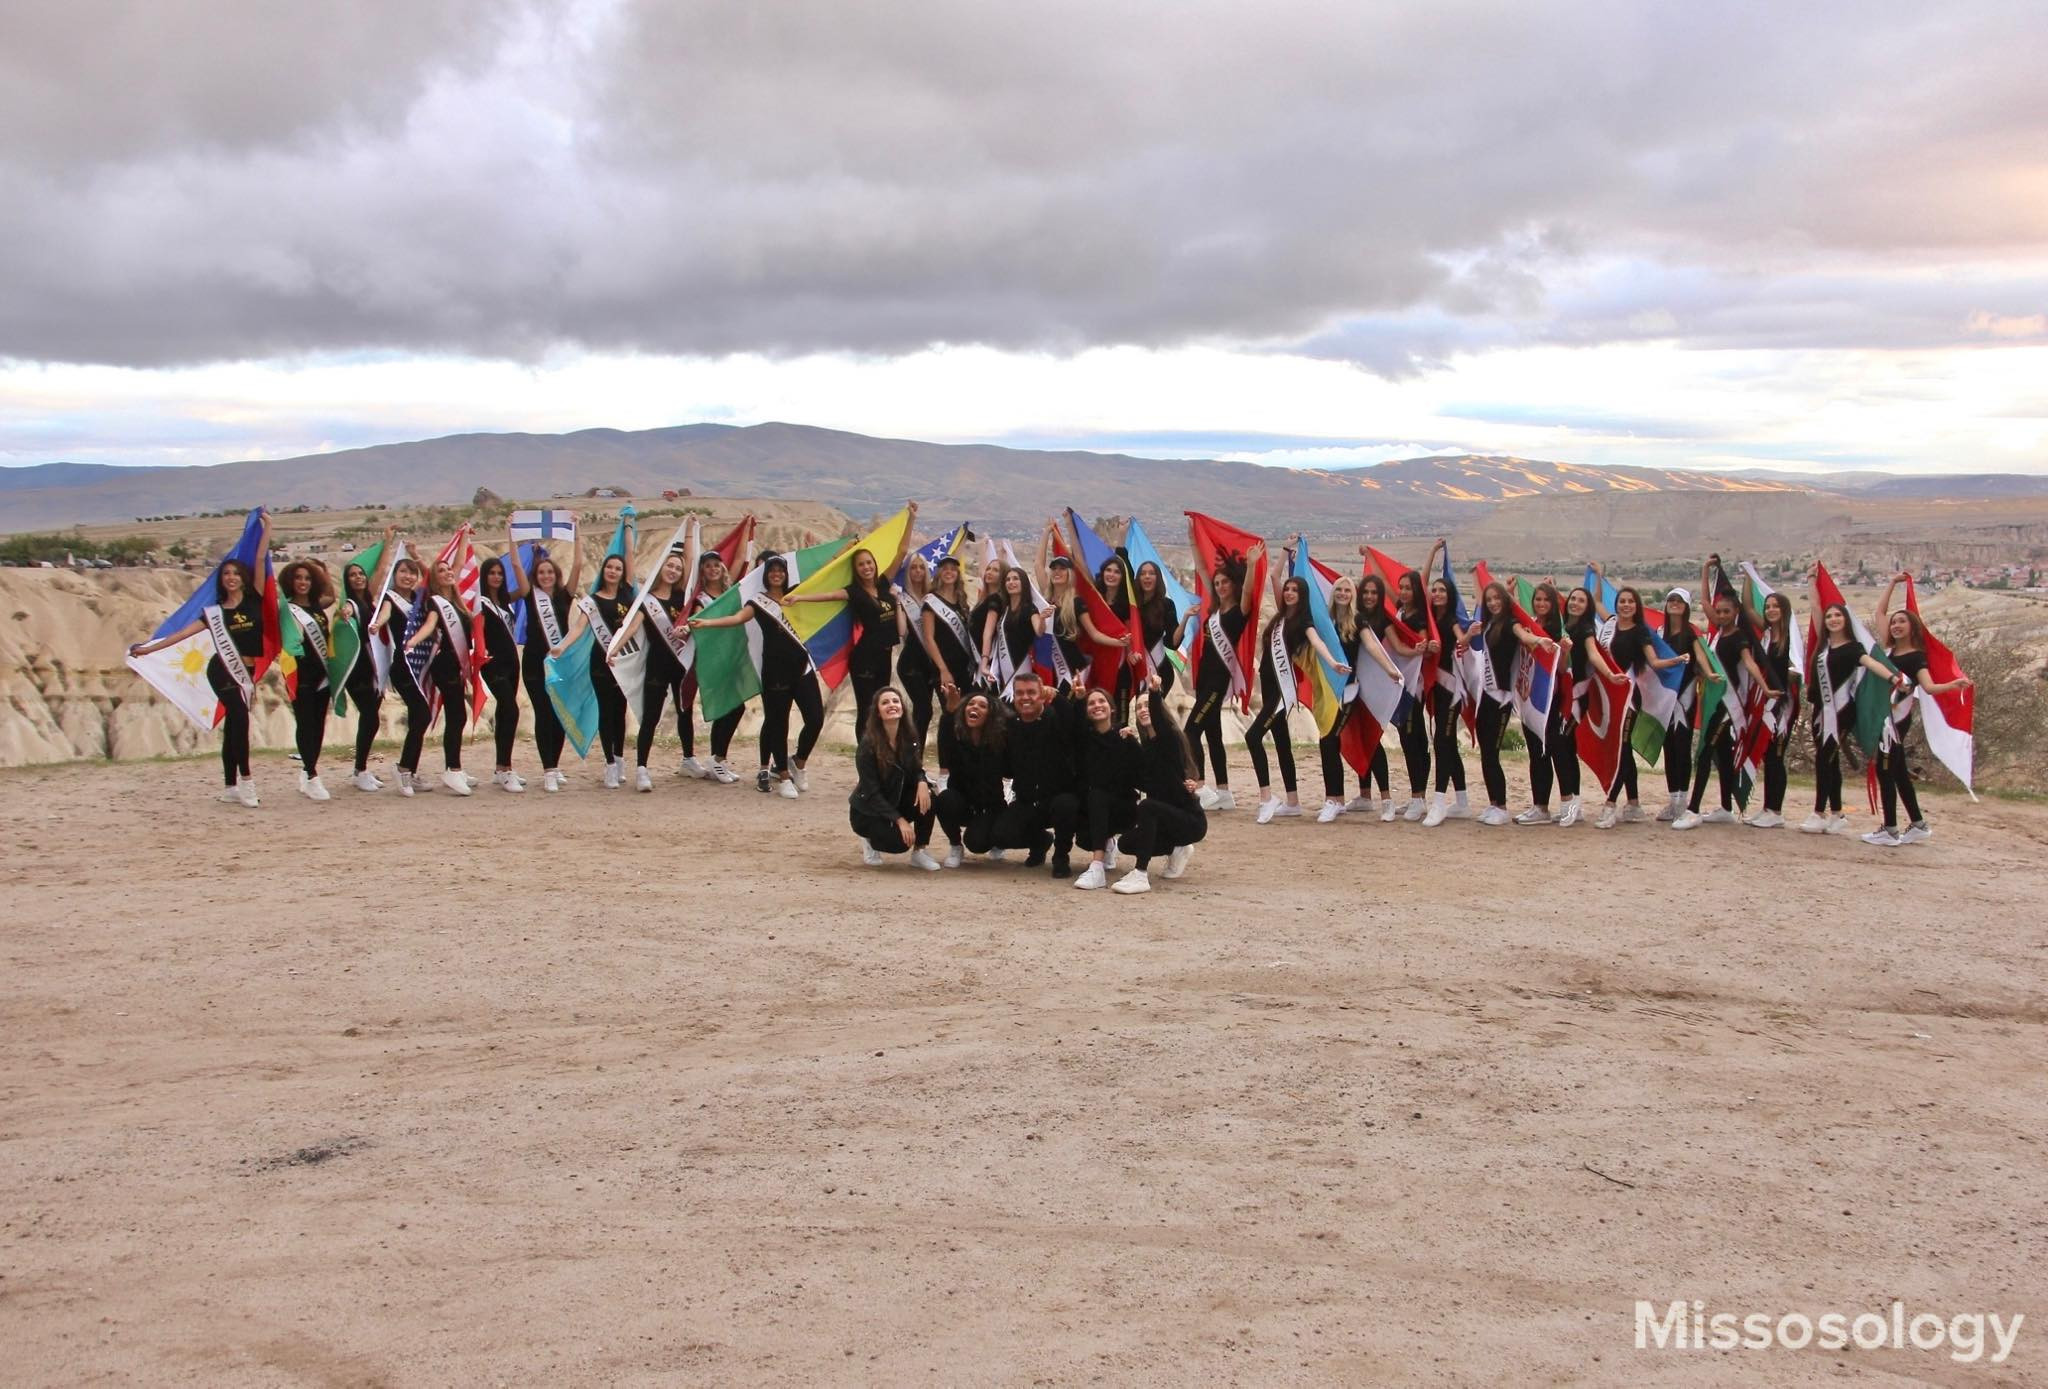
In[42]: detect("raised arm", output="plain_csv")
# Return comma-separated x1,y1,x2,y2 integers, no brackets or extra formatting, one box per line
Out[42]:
567,533,586,594
504,522,529,601
1240,541,1265,617
365,524,400,598
1588,560,1611,620
1036,521,1054,594
1874,573,1902,633
888,501,918,574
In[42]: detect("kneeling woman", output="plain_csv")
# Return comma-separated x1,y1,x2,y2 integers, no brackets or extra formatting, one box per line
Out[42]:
933,687,1009,867
847,687,942,870
1111,691,1208,894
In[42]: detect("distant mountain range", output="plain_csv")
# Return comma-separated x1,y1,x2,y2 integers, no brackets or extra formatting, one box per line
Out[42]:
2,421,2043,533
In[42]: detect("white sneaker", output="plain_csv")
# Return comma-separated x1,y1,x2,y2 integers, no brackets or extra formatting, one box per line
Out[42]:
1701,808,1737,825
1621,803,1646,824
1557,798,1582,828
710,760,739,784
441,769,473,796
463,771,479,790
1162,844,1193,879
1799,812,1828,833
302,775,331,802
1450,793,1472,819
1479,806,1510,826
502,771,526,793
1594,803,1618,830
1421,795,1447,828
543,770,562,792
1513,806,1550,826
1316,801,1345,823
1862,826,1901,846
989,848,1009,863
861,843,883,866
236,778,259,808
1671,810,1702,830
602,761,620,789
1073,860,1107,890
1111,869,1151,894
352,770,383,792
791,765,809,792
1213,788,1235,811
1380,800,1399,823
1103,835,1120,869
1825,815,1852,835
636,766,653,792
943,843,964,868
1271,803,1302,820
1401,797,1425,822
777,779,799,799
680,756,709,779
1198,785,1222,810
1256,797,1282,825
397,771,416,798
909,847,942,871
1899,822,1932,844
1655,795,1681,822
217,785,242,803
1747,810,1784,829
1344,796,1372,814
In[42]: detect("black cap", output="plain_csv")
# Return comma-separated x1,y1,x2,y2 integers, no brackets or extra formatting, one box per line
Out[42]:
1048,555,1073,569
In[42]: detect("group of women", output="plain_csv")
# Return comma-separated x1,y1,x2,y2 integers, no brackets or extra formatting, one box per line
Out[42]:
134,507,1970,857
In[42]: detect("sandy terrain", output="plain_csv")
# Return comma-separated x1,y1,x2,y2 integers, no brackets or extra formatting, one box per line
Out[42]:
4,745,2044,1386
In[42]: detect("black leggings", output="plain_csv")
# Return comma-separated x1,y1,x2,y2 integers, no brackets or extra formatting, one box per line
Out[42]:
852,780,935,853
1396,704,1429,797
348,662,381,774
1476,698,1510,807
485,664,519,768
1079,788,1138,853
1185,685,1231,787
1812,730,1844,813
1663,707,1693,794
1319,727,1350,799
522,662,566,771
1762,721,1789,813
396,663,432,774
1605,712,1640,804
1431,686,1466,793
206,661,252,787
1876,732,1922,828
291,661,329,777
710,707,742,761
935,787,1002,852
433,672,466,771
994,795,1078,855
1368,743,1390,797
899,655,937,748
1127,799,1206,870
636,659,686,768
760,674,824,773
1245,698,1297,793
1688,709,1736,813
1531,699,1579,806
590,654,626,763
852,665,891,743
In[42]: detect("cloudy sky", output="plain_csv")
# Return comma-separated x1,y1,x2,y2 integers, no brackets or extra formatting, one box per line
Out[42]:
3,0,2044,475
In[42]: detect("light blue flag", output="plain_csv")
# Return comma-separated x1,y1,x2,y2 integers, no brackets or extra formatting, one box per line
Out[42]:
544,626,601,758
1124,516,1199,665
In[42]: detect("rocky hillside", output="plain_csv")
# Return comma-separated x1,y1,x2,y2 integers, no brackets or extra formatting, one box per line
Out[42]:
1303,454,1802,503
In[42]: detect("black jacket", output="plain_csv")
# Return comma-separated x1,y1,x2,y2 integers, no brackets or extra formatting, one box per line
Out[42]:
848,741,928,823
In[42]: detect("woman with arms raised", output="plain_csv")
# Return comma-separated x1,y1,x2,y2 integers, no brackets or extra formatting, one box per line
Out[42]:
506,535,581,792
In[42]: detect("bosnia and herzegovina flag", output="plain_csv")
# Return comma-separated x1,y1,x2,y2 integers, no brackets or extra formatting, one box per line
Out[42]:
1584,565,1684,765
125,508,280,730
1124,516,1197,672
1902,574,1975,797
897,520,969,589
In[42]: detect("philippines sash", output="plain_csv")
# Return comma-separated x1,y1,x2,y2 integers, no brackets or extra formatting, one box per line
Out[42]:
204,605,253,704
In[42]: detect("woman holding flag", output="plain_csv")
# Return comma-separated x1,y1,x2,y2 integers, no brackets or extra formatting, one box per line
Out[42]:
1515,582,1575,826
612,548,692,793
1655,589,1701,821
977,565,1043,697
1355,574,1398,818
1672,590,1781,831
785,507,916,739
1316,574,1406,823
1423,544,1471,825
506,536,580,792
128,509,273,806
896,550,939,741
1466,581,1534,826
368,554,430,794
1109,690,1207,893
686,552,824,799
1553,585,1622,828
1133,561,1186,698
1589,577,1690,829
1080,553,1139,719
1186,548,1260,811
396,559,477,796
1249,563,1342,825
690,548,745,783
337,525,398,791
549,549,635,787
1746,591,1797,828
1864,576,1973,846
278,558,337,802
1387,567,1434,821
918,553,980,704
474,555,526,793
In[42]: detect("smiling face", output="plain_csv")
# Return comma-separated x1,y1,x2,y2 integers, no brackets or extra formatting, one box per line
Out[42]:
905,554,928,592
1430,578,1450,608
1712,596,1738,628
1889,610,1912,643
1012,673,1045,716
1665,595,1688,622
1616,590,1639,621
963,694,990,728
982,560,1002,591
763,559,789,593
600,555,625,589
873,689,903,724
1566,589,1591,621
1532,587,1555,620
1484,587,1507,617
1331,577,1356,609
659,554,685,587
699,554,726,588
1397,572,1421,608
1824,606,1849,637
435,561,458,589
853,550,877,585
288,565,312,598
1084,688,1113,726
1137,563,1161,599
1099,560,1124,593
1004,568,1027,601
1764,594,1789,627
1360,577,1385,612
1280,577,1305,613
481,558,505,596
393,559,420,593
532,557,560,592
1211,569,1236,604
345,564,368,596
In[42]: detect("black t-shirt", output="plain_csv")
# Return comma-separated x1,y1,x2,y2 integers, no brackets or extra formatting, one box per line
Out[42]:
1430,606,1460,673
1566,618,1597,682
1713,626,1758,685
1481,620,1519,690
847,584,900,674
591,589,633,638
753,601,810,686
1663,624,1698,692
1812,639,1865,713
1892,648,1929,685
523,588,569,669
1196,607,1249,691
1136,730,1198,810
924,594,978,682
478,595,518,670
1138,598,1179,656
217,594,266,659
1004,697,1081,800
1609,622,1652,674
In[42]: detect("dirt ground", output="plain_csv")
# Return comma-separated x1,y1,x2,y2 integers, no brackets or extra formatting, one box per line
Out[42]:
3,747,2044,1386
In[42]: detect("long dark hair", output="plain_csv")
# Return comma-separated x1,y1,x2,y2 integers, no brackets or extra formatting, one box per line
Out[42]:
1564,586,1598,642
1359,574,1389,635
1395,569,1426,627
1136,560,1172,638
1762,592,1792,651
479,556,508,600
1529,582,1564,639
859,685,921,778
1140,689,1198,779
1268,575,1312,652
216,559,256,606
1481,582,1516,648
1613,585,1645,628
949,689,1008,754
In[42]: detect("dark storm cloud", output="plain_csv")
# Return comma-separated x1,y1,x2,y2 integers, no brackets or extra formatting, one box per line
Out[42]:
1,0,2043,370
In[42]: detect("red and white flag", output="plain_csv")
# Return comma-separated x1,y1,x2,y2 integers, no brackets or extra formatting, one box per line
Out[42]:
1903,576,1975,798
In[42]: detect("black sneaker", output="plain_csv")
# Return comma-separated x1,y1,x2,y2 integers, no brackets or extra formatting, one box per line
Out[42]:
755,768,772,793
1050,852,1070,880
1026,833,1050,868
